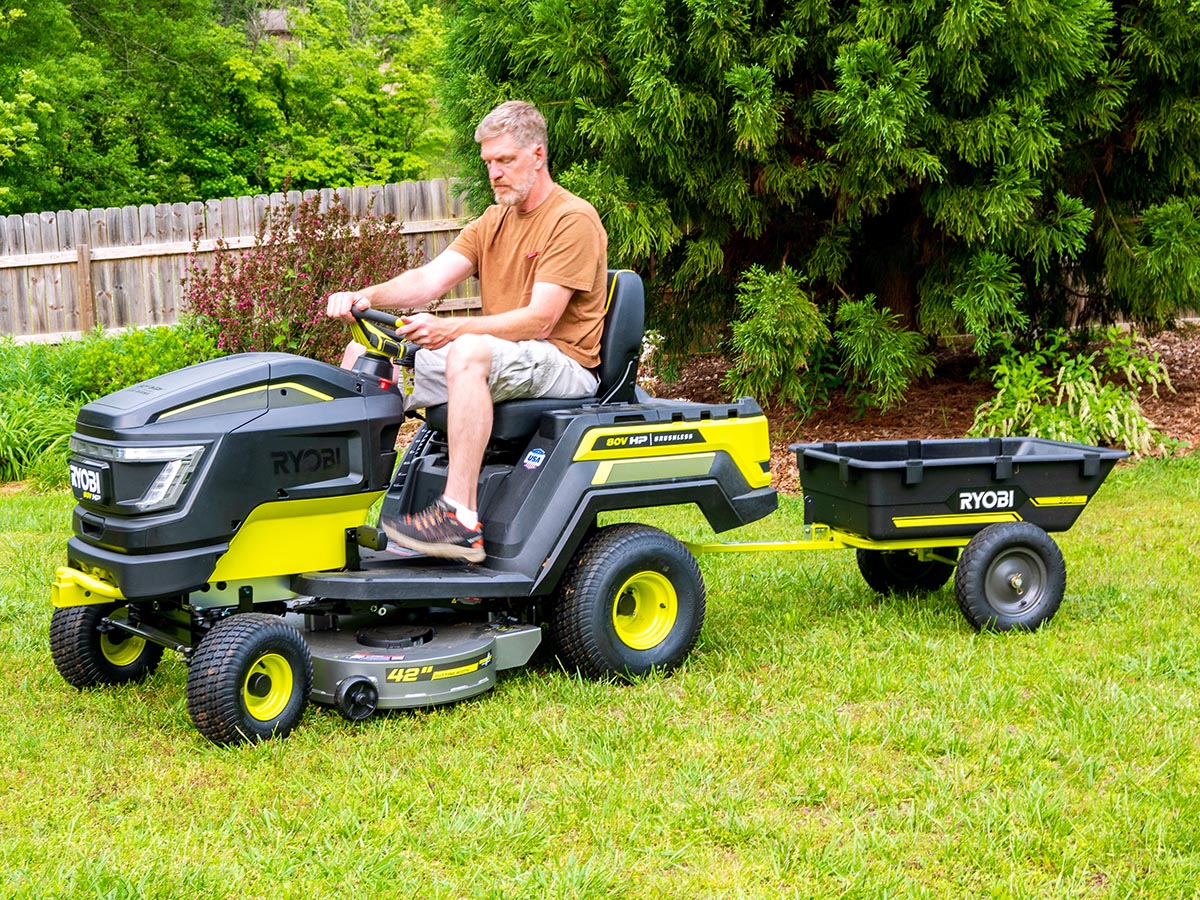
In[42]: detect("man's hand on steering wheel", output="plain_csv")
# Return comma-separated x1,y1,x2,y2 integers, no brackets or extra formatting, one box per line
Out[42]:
396,312,456,350
326,290,372,323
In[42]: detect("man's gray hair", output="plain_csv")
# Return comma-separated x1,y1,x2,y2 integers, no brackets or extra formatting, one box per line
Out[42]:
475,100,548,150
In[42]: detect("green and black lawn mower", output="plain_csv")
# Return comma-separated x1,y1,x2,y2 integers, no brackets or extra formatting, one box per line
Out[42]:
50,270,778,744
50,269,1128,746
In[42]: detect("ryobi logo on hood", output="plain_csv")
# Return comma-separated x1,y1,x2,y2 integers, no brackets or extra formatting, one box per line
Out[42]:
268,438,350,483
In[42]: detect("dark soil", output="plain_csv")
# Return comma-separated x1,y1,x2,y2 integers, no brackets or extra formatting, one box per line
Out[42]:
647,325,1200,494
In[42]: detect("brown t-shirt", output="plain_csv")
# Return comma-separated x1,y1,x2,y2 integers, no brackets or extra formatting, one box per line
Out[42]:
449,186,608,368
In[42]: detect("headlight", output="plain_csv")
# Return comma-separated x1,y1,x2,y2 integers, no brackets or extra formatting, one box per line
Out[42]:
69,438,205,512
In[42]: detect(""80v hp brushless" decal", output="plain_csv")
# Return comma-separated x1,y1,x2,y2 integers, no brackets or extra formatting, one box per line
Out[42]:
591,429,706,451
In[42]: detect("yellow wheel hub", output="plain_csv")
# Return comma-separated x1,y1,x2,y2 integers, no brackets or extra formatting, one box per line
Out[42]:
242,653,294,722
611,571,678,650
101,631,146,668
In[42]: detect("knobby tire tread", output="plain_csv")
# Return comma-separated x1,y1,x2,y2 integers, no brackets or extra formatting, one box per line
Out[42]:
50,605,162,688
186,613,312,746
551,523,705,680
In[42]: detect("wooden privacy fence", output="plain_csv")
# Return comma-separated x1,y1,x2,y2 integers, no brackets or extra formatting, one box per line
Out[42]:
0,180,479,342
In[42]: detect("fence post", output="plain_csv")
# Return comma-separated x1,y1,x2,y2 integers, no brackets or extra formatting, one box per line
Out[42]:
76,243,96,331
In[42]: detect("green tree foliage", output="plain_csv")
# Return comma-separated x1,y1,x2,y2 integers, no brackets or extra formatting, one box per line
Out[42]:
0,0,273,211
721,265,829,406
438,0,1200,398
0,11,46,208
0,0,448,214
834,297,934,412
236,0,451,189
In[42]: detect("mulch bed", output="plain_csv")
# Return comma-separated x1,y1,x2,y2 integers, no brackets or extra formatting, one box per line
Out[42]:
648,326,1200,495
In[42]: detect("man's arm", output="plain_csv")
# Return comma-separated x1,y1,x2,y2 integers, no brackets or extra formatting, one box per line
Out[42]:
326,249,475,322
396,281,572,350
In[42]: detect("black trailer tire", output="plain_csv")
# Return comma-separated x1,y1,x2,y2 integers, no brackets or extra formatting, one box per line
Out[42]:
50,604,164,688
856,547,958,595
186,613,312,746
955,522,1065,631
551,524,705,680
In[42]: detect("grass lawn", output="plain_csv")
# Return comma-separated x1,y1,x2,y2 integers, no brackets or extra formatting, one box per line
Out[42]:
2,456,1198,899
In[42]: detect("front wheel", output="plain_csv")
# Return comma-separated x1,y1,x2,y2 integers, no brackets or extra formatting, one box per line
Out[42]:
186,613,312,746
50,604,164,688
955,523,1066,631
551,524,705,680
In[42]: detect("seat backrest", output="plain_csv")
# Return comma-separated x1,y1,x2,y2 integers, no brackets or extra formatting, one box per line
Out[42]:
595,269,645,404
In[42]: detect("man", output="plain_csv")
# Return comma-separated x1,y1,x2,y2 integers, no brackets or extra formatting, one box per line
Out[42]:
326,100,608,563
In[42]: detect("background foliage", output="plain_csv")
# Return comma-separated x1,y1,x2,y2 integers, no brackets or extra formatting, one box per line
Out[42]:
0,0,449,213
0,324,220,485
970,326,1175,456
4,0,1200,422
437,0,1200,374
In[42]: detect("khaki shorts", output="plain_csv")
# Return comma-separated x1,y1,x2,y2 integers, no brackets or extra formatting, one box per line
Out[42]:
405,337,599,411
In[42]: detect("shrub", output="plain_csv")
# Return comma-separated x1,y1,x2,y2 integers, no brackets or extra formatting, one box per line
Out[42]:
0,324,224,487
183,192,423,363
0,389,77,485
970,327,1173,456
0,338,81,485
834,298,935,412
64,320,222,399
721,266,831,409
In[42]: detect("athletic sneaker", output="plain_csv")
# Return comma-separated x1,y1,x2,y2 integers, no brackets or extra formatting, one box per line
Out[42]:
382,498,485,563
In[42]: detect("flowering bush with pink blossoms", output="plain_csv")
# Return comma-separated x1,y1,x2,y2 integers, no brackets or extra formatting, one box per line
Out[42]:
184,193,422,364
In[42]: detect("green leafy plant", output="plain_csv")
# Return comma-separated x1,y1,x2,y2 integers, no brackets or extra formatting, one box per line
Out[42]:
440,0,1200,374
0,389,76,484
834,298,934,413
721,266,831,408
63,320,221,398
183,192,422,364
970,327,1173,455
0,324,224,487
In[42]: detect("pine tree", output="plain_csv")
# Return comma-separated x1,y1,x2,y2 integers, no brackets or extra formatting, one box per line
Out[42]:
438,0,1200,376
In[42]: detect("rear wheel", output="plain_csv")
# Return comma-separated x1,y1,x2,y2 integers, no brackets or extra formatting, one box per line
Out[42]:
551,524,705,680
955,522,1065,631
50,604,164,688
856,547,958,595
186,613,312,745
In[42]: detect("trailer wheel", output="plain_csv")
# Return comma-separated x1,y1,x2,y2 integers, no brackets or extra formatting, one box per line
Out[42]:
955,523,1065,631
186,613,312,746
50,604,164,688
551,524,705,680
856,547,958,595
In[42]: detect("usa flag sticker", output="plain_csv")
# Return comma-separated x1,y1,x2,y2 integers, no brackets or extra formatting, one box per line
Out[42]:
523,448,546,470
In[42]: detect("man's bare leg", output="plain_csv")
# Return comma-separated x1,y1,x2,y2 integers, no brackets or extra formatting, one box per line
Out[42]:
443,335,494,513
380,335,491,562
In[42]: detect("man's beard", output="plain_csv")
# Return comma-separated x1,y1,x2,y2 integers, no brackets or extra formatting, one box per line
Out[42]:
493,167,537,207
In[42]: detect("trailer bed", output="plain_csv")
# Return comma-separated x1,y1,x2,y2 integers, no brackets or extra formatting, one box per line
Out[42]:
792,437,1127,541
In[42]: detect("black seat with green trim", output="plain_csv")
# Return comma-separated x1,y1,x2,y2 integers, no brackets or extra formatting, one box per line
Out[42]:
424,269,645,441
